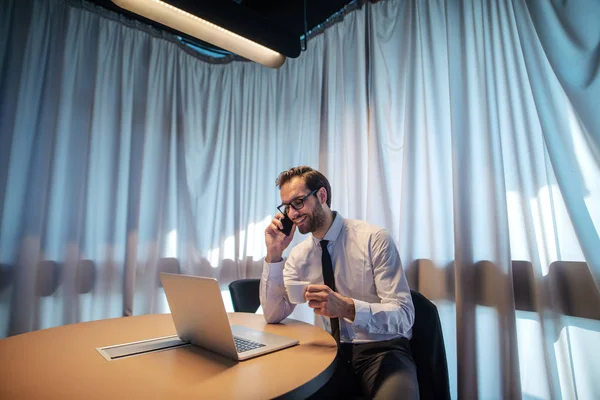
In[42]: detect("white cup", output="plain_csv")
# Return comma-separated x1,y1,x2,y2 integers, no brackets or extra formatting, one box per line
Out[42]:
285,281,310,304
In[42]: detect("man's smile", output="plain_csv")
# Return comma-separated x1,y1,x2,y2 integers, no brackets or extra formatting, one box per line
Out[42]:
294,215,308,225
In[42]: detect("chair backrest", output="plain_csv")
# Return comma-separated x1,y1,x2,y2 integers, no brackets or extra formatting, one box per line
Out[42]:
512,260,535,312
228,278,260,313
36,260,62,297
76,260,96,294
409,290,451,400
547,261,600,320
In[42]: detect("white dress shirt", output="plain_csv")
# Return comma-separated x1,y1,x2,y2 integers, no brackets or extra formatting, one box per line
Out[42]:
260,212,415,343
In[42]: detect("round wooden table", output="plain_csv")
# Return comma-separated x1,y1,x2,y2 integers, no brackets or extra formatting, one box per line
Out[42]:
0,313,337,399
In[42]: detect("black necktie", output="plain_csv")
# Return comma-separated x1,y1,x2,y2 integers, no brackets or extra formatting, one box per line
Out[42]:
320,240,340,344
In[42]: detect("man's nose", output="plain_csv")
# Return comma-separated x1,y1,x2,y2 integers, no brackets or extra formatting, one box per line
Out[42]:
287,207,300,220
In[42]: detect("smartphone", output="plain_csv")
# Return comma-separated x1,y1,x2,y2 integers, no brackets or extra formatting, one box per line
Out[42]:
279,214,294,236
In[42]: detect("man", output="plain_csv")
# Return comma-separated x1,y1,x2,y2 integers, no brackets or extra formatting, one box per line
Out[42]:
260,166,419,399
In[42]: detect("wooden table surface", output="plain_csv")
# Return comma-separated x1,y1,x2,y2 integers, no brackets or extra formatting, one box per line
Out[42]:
0,313,337,399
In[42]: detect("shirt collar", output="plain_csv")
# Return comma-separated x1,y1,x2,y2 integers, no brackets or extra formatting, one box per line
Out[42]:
312,211,344,245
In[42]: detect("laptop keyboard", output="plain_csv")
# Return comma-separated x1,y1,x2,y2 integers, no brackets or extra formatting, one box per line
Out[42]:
233,336,266,353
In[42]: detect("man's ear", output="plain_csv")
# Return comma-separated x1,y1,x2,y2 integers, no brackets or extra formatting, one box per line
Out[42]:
317,187,327,204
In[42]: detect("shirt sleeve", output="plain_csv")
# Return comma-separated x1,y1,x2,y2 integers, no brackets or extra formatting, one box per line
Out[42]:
259,258,296,324
346,229,415,337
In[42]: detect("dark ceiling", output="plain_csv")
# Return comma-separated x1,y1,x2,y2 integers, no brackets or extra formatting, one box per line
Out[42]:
87,0,359,58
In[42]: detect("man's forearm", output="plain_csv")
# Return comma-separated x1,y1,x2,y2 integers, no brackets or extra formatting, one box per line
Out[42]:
350,299,413,336
259,261,294,323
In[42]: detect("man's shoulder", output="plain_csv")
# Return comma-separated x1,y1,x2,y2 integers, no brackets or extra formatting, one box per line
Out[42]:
341,218,395,248
342,217,386,235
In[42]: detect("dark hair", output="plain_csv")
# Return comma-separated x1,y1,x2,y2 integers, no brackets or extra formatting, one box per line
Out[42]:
276,166,332,208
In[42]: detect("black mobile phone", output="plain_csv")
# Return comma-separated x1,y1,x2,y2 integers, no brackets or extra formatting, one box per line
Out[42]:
280,214,294,236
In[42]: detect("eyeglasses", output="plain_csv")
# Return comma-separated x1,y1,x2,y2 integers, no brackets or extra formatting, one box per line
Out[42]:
277,189,319,215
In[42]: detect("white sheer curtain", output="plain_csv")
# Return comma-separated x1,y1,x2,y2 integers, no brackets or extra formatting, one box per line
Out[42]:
1,0,599,398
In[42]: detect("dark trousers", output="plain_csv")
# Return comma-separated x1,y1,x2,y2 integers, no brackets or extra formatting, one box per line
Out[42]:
310,337,419,400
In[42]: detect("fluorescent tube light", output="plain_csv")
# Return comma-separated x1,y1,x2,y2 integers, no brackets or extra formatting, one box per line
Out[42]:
111,0,286,68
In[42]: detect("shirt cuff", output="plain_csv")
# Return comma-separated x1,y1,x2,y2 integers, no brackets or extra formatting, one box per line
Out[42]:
344,298,371,328
264,259,285,277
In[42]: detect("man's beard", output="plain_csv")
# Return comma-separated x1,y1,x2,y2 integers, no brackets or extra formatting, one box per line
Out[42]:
298,203,326,234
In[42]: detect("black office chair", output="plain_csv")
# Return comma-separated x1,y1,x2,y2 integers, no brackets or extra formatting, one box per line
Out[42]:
228,278,261,313
36,260,62,297
76,260,96,294
410,290,451,400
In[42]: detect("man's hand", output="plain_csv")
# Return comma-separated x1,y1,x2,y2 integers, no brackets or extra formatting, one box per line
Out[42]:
265,213,296,263
305,285,356,321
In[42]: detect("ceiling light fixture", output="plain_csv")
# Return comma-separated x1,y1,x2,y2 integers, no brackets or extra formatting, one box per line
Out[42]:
111,0,286,68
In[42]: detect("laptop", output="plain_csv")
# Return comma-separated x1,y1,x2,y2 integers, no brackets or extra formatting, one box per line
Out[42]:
160,273,298,361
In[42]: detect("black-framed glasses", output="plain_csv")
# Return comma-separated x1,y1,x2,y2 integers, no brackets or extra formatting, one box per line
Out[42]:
277,188,319,215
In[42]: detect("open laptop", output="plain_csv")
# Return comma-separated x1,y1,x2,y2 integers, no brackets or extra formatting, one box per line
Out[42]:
160,273,298,361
